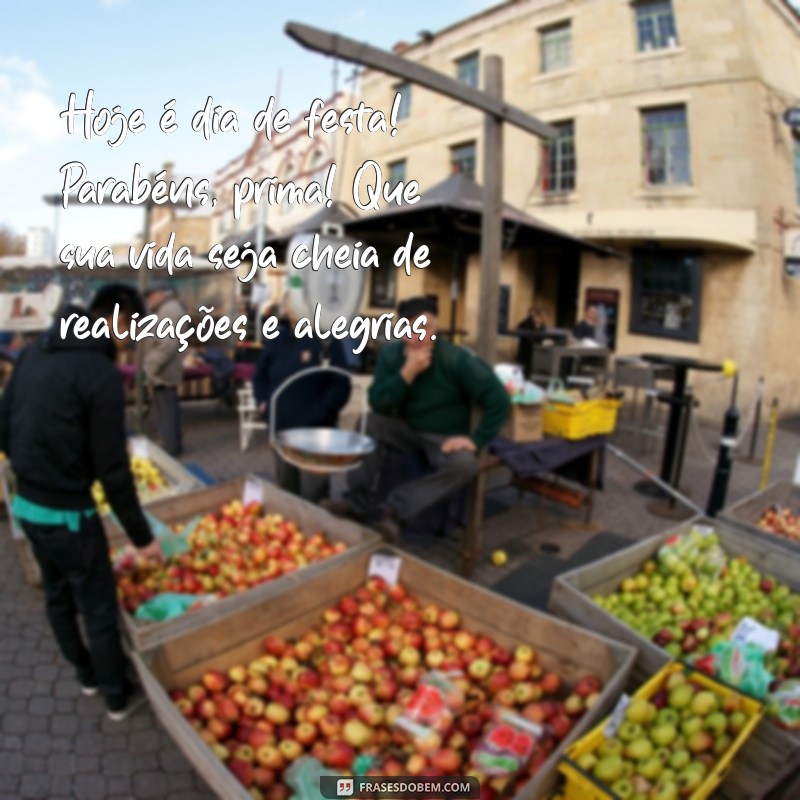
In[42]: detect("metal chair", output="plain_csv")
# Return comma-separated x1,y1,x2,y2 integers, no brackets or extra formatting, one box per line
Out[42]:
237,382,267,451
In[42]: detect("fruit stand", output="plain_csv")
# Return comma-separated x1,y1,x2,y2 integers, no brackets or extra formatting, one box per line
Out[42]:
548,518,799,798
131,546,637,800
2,437,204,588
106,476,380,651
719,481,800,554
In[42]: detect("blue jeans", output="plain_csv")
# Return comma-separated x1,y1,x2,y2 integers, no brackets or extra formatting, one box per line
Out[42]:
21,514,132,710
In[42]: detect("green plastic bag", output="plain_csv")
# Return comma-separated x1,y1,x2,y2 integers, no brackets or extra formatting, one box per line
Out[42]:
284,756,340,800
134,592,215,622
144,512,203,557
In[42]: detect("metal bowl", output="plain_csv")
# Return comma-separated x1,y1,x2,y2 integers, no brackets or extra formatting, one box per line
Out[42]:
275,428,376,474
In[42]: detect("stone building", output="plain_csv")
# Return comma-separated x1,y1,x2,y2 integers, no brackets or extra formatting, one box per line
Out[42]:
352,0,800,415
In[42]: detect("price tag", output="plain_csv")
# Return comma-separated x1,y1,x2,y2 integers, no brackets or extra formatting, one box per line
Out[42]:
731,616,780,653
603,694,630,739
242,478,264,507
129,437,149,459
368,553,402,586
692,525,715,537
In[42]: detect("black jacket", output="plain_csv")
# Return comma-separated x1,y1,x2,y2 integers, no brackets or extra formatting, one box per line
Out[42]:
253,326,351,432
0,307,153,547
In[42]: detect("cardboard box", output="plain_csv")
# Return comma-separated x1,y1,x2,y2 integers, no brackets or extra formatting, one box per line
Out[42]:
502,402,544,443
132,546,636,800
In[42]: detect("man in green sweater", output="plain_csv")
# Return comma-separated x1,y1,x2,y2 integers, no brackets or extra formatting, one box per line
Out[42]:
345,297,510,537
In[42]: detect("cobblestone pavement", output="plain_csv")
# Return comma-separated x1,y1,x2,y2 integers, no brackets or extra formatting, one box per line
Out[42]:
1,399,798,799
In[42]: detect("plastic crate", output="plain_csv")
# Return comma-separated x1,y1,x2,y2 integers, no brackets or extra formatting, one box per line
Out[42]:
543,397,622,440
558,662,763,800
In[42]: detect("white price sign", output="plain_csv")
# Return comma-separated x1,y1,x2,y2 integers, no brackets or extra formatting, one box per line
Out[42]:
129,437,150,459
692,525,715,538
731,616,780,653
242,478,264,507
603,694,630,739
368,553,402,586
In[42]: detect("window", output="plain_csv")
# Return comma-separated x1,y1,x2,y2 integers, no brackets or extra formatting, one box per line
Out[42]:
455,52,480,88
541,22,572,73
642,106,691,186
369,266,397,308
542,121,576,193
630,249,702,341
281,161,295,214
635,0,678,51
388,159,406,188
308,149,327,185
394,82,411,120
450,141,477,180
794,133,800,207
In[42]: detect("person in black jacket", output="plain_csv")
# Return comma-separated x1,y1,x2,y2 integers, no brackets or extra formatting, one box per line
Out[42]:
0,284,162,721
253,298,351,501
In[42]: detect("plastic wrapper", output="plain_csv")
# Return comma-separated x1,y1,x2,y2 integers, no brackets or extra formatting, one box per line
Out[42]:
133,592,216,622
285,756,339,800
470,710,544,777
395,671,465,740
657,527,726,579
766,679,800,729
692,641,774,699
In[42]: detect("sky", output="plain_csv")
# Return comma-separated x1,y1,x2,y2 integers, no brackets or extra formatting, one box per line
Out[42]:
0,0,496,253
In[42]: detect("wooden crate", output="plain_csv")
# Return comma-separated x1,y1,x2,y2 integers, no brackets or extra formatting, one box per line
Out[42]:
108,476,380,651
719,481,800,555
4,438,205,588
549,516,799,799
132,546,637,800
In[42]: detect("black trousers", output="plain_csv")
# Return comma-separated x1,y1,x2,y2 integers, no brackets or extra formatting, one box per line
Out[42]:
21,514,131,710
152,385,183,456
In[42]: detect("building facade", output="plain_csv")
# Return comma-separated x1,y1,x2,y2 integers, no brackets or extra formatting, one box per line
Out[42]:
352,0,800,415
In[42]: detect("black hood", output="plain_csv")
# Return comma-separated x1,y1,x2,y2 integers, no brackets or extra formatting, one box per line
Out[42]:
41,305,117,360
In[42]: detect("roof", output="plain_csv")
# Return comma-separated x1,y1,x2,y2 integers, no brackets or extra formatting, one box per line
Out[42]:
344,173,616,257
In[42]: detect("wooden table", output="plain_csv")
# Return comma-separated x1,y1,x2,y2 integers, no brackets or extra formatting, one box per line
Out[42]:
459,435,606,577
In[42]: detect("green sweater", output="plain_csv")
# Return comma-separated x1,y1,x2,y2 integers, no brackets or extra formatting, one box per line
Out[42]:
369,340,511,449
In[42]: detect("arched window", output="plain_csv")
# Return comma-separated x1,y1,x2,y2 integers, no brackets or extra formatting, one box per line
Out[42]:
308,148,328,186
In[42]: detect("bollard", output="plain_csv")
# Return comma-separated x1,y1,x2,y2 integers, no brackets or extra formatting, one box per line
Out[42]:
759,398,780,490
706,374,740,517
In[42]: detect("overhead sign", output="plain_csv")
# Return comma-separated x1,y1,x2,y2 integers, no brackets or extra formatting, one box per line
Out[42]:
783,107,800,127
784,228,800,278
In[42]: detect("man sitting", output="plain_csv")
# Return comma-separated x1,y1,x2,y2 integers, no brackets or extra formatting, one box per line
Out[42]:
342,297,510,539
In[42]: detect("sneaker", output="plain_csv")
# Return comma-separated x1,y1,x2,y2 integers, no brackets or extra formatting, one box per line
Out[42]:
107,688,148,722
80,683,99,697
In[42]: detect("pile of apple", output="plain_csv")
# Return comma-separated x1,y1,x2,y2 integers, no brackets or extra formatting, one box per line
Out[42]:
93,455,169,514
571,669,753,800
593,530,800,686
169,576,604,800
757,505,800,543
114,500,347,613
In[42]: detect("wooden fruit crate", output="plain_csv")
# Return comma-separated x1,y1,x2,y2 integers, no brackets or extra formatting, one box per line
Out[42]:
549,516,799,799
719,481,800,555
3,438,205,588
132,547,638,800
107,475,380,651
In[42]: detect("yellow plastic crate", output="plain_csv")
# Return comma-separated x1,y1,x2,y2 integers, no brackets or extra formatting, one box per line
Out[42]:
558,662,763,800
543,397,622,440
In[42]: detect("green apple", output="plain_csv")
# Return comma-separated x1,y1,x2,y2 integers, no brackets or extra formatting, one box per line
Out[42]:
626,698,656,724
597,739,624,758
681,717,703,738
689,690,718,717
654,747,672,764
668,685,693,710
610,778,633,799
651,782,678,800
617,720,644,743
576,752,597,771
624,738,653,761
594,755,625,784
712,734,733,757
656,708,680,727
704,711,728,737
649,723,677,747
669,749,691,771
727,710,748,735
636,756,663,780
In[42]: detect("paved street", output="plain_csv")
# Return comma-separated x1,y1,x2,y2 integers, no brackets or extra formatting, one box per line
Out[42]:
1,399,798,800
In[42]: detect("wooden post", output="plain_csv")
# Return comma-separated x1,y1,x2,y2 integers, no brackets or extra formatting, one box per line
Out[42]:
475,56,503,365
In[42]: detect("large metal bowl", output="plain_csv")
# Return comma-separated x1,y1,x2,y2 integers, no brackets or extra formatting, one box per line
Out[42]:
275,427,376,474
